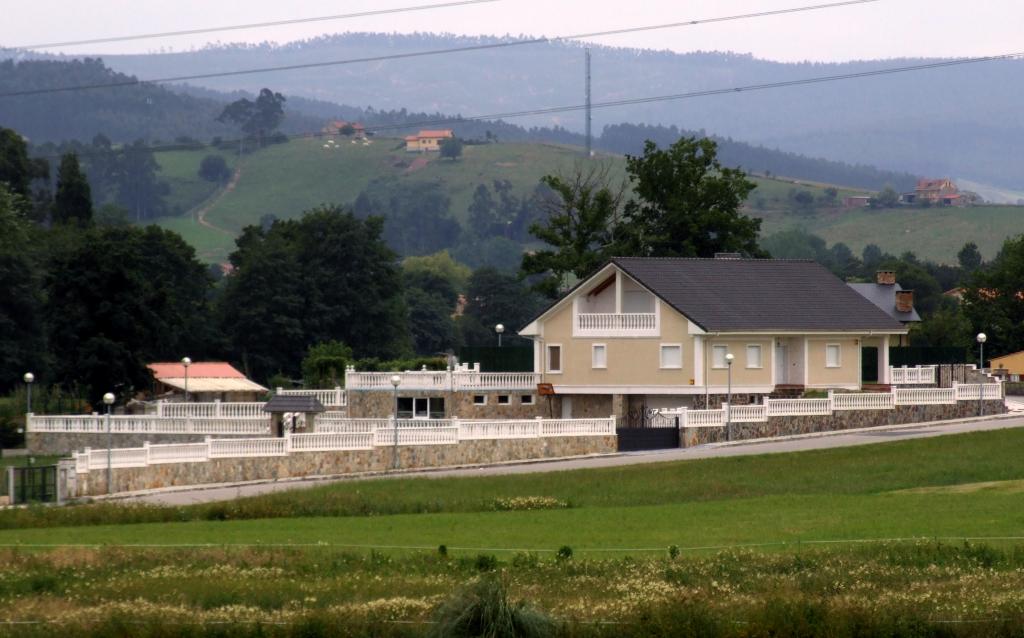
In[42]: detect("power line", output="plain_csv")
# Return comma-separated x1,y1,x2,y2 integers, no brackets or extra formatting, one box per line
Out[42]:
30,48,1023,162
0,0,882,99
2,0,501,50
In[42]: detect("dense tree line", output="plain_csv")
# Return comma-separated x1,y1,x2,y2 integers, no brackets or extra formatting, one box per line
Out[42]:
0,125,543,403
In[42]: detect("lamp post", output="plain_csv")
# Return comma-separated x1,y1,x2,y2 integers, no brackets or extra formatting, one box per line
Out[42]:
496,324,505,348
390,374,401,470
103,392,115,494
725,353,734,441
976,332,987,417
181,357,192,402
23,372,34,415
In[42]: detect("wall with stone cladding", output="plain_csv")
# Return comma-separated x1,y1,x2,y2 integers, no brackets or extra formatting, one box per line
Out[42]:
681,399,1006,446
346,390,546,419
27,432,257,457
74,435,617,496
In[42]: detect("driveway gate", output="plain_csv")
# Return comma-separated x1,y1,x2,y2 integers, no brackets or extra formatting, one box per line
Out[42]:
9,465,58,504
617,410,679,451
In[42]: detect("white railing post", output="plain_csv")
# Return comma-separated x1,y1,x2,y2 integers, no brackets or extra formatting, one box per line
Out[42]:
204,436,212,461
535,416,544,437
284,431,292,454
143,441,151,466
452,416,461,440
214,399,222,417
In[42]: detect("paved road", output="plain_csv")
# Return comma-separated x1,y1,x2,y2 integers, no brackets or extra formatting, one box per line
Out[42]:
120,409,1024,506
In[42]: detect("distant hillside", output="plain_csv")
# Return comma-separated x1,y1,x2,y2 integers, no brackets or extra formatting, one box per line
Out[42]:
0,58,323,143
72,32,1024,189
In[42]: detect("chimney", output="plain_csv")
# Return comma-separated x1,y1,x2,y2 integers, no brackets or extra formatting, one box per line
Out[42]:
876,270,896,286
895,289,914,313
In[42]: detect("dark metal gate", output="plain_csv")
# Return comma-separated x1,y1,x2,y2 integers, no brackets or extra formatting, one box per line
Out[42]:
617,410,679,452
10,465,58,504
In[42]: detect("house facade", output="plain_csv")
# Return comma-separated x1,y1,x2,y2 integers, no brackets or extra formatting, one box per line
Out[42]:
904,178,963,206
518,257,908,417
404,129,454,152
146,362,268,403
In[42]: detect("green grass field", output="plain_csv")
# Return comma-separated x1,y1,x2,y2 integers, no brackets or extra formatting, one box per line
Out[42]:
147,138,887,264
5,428,1024,548
760,204,1024,264
5,430,1024,635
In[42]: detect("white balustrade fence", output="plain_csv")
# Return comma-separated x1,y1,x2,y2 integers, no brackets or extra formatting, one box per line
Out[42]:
276,387,347,407
28,414,271,435
889,366,938,385
722,404,768,423
766,398,832,417
681,409,726,428
72,416,617,473
156,401,267,419
955,383,1004,401
576,313,657,336
344,371,541,392
894,388,956,405
830,392,894,411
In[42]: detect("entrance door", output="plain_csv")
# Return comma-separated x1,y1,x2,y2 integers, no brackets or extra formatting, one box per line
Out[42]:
862,347,879,383
775,343,788,384
560,396,572,419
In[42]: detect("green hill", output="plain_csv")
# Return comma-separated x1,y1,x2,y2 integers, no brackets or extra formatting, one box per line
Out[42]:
150,138,1024,265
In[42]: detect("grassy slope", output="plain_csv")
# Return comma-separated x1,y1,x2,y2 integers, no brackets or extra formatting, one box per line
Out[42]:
4,428,1024,551
148,139,1024,265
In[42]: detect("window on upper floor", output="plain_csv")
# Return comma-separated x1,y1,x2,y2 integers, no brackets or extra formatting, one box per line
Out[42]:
746,344,763,369
712,345,729,369
660,344,683,369
592,344,607,369
547,345,562,373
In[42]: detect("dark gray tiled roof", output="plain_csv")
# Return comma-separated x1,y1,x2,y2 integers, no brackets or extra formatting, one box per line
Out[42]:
264,395,326,413
612,257,906,332
848,283,922,323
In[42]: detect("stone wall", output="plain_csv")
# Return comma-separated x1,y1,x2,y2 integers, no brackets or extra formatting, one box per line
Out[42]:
681,399,1006,446
27,432,258,457
73,435,617,497
346,389,546,419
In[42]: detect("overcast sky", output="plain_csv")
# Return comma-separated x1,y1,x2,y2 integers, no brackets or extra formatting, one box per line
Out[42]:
1,0,1020,62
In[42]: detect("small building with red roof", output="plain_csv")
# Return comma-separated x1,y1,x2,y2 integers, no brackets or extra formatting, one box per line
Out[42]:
147,361,267,403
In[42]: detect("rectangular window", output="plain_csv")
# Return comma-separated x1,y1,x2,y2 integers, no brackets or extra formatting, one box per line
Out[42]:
397,397,414,419
547,345,562,373
497,395,510,405
414,397,429,419
660,344,683,369
826,343,842,368
473,395,487,406
712,345,729,369
429,397,445,419
520,395,535,405
592,344,607,369
746,344,763,369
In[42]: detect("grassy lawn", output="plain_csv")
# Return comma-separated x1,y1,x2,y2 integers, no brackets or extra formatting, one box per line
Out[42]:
760,204,1024,263
4,430,1024,635
155,147,238,216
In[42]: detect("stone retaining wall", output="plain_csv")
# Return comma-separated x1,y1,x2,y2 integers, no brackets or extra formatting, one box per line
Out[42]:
73,435,617,497
681,399,1006,446
28,432,258,456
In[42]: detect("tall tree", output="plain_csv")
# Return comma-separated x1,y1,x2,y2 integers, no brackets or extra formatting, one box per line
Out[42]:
0,184,46,392
957,241,983,273
0,127,32,198
962,235,1024,357
217,88,286,150
115,140,168,221
46,226,214,405
53,152,93,226
520,168,624,297
619,137,762,258
219,206,410,381
459,267,541,346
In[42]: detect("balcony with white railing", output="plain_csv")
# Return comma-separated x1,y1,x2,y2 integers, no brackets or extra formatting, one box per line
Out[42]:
276,387,347,407
345,365,541,392
574,312,658,337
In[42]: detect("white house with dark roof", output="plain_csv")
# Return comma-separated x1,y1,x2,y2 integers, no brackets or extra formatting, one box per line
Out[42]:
518,256,908,417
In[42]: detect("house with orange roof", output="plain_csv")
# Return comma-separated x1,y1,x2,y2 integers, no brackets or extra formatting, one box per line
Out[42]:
405,129,454,152
904,178,964,206
147,361,268,402
322,120,366,138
